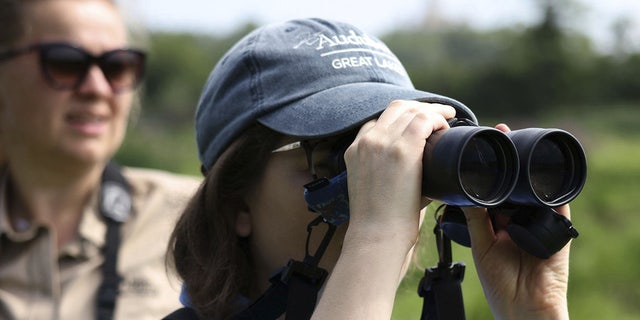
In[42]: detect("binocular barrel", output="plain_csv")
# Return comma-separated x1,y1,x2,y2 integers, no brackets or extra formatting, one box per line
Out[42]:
507,128,587,207
422,125,586,207
422,126,519,207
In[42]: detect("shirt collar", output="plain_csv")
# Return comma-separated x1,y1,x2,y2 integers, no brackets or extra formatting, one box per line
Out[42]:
0,168,42,241
0,168,106,252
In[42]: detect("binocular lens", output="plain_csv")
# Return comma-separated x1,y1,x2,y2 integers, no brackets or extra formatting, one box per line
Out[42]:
460,136,502,200
529,133,586,202
530,137,571,201
508,129,587,206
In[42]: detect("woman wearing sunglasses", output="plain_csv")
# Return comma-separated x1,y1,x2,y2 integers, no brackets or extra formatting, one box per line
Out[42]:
0,0,199,319
165,18,573,320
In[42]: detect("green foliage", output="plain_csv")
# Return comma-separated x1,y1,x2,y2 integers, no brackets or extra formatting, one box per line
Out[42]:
141,25,256,124
132,2,640,128
116,122,201,176
382,2,637,119
564,106,640,319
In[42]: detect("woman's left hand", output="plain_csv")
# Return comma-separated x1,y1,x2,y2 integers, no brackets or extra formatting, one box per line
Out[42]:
461,124,571,320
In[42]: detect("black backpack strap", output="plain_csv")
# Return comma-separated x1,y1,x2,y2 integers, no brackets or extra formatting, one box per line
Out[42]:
418,212,466,320
96,162,133,320
232,259,328,320
231,262,298,320
232,216,333,320
284,260,327,320
162,307,200,320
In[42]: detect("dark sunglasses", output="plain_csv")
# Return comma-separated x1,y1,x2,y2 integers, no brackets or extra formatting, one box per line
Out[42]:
0,42,146,93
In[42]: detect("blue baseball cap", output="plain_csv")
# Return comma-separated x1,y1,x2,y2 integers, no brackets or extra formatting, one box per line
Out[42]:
196,18,476,170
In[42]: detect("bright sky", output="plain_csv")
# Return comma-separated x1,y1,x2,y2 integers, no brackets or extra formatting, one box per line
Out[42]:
120,0,640,52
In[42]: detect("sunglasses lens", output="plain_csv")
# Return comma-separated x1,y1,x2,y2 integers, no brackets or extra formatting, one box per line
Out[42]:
38,44,144,92
311,134,356,179
41,46,88,89
328,134,355,173
101,50,144,92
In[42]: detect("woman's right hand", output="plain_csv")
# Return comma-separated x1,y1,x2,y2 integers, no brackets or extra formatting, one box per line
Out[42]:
343,100,455,248
312,100,456,320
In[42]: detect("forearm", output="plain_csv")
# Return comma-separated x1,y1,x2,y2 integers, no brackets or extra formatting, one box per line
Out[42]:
311,230,410,320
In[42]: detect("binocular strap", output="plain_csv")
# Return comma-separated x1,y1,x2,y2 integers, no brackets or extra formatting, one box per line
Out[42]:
97,162,133,320
232,216,334,320
418,220,466,320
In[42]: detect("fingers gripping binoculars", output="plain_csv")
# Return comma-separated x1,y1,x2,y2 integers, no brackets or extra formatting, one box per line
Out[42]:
304,116,586,259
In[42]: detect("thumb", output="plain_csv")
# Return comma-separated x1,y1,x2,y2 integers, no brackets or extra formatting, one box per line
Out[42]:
461,207,496,256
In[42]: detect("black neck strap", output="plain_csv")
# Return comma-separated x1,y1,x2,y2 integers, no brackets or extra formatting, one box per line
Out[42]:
418,209,466,320
96,162,133,320
232,216,335,320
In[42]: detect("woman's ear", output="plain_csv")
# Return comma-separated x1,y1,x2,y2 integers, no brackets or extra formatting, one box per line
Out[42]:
235,208,252,237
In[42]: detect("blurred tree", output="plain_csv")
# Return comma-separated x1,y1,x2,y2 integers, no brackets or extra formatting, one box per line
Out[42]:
383,0,622,118
611,17,634,59
142,23,257,124
143,32,215,123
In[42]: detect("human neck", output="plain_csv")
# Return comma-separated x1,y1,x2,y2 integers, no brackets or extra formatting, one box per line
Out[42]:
6,160,105,248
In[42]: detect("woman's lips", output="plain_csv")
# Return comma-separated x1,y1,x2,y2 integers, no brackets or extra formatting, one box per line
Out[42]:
66,112,109,136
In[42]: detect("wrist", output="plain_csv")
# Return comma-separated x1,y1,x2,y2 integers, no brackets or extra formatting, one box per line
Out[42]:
342,222,417,259
494,301,569,320
314,230,411,320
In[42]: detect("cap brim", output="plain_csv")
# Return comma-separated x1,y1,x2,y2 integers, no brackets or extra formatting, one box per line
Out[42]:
257,82,472,138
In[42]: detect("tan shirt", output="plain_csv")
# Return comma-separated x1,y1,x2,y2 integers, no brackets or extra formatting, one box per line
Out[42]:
0,167,201,320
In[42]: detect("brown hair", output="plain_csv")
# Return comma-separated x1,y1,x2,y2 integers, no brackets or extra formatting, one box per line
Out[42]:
168,124,283,318
0,0,29,47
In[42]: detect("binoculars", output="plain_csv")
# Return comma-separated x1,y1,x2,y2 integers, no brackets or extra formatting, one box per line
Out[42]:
304,117,586,258
422,118,586,258
422,118,587,207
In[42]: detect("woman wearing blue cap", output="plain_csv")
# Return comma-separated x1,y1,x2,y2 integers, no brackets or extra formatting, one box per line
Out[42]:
166,18,572,320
